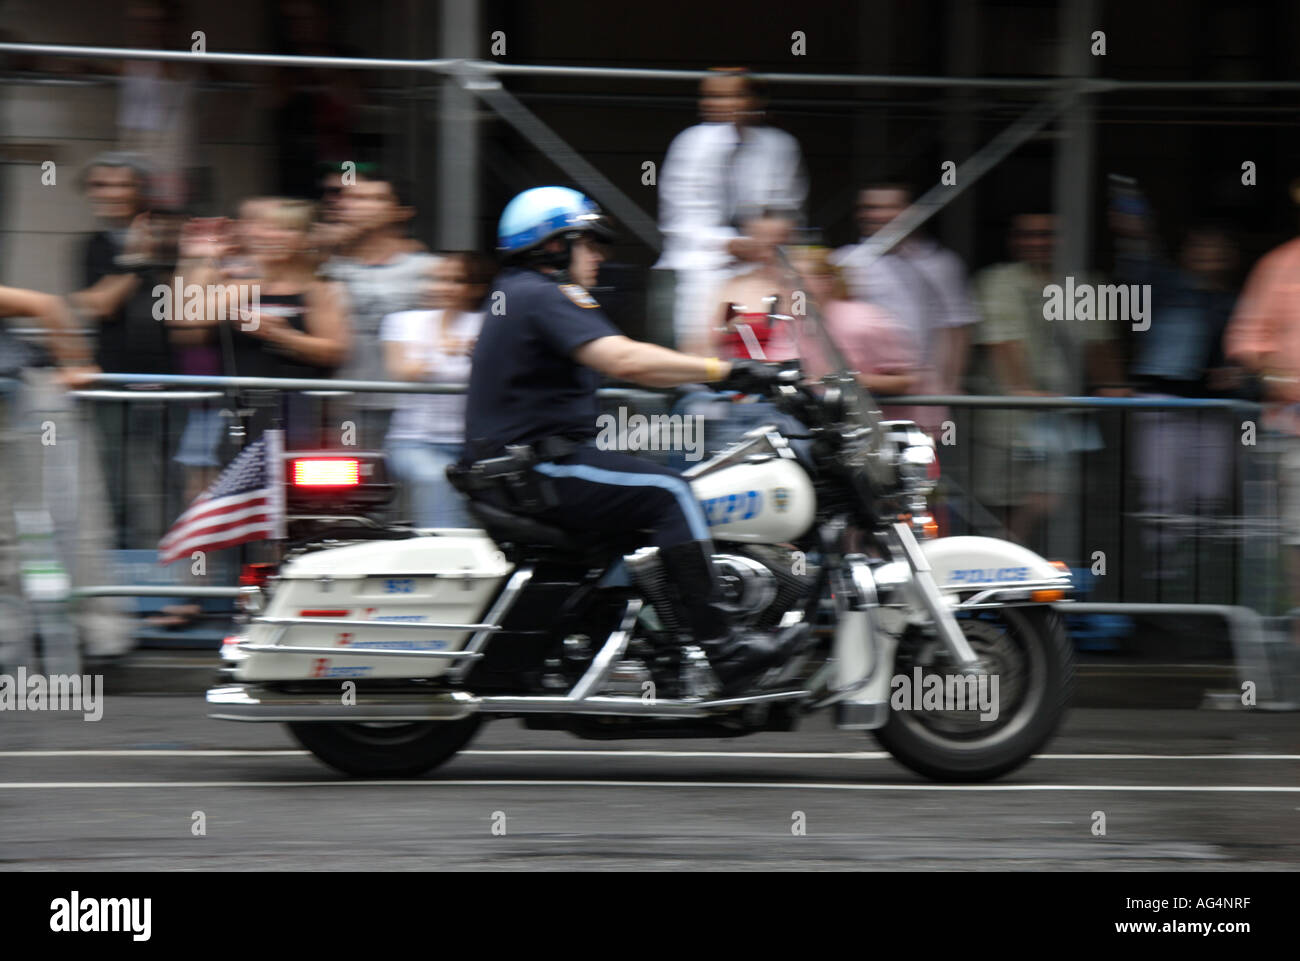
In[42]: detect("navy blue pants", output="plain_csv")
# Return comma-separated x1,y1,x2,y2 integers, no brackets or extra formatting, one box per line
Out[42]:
527,445,711,550
472,444,727,638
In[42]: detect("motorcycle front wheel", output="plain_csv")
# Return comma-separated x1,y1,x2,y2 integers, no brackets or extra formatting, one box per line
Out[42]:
873,606,1074,782
287,717,482,778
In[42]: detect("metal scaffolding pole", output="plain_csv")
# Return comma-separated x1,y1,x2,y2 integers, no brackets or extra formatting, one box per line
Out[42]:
437,0,481,250
2,37,1294,258
464,76,662,251
836,91,1076,275
1051,0,1099,569
1054,0,1097,283
4,41,1300,90
942,0,980,265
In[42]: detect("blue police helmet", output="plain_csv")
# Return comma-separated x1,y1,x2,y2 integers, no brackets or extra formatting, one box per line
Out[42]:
496,186,615,256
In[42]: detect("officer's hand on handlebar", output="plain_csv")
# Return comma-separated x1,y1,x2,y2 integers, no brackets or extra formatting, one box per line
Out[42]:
721,358,783,395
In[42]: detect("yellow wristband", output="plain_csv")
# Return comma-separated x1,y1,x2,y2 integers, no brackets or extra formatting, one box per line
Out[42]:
704,357,724,382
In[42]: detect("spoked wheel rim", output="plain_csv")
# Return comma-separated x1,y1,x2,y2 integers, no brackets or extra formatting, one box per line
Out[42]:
891,608,1046,751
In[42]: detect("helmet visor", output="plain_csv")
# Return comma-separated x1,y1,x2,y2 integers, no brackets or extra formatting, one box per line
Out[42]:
572,210,617,245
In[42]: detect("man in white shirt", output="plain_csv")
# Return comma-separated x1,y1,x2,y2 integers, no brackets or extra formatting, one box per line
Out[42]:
654,68,807,354
831,182,978,396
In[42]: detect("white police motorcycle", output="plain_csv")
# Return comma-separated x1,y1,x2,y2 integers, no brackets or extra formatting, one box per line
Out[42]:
208,303,1075,782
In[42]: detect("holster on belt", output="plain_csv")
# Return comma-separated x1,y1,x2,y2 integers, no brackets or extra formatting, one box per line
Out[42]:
446,437,580,514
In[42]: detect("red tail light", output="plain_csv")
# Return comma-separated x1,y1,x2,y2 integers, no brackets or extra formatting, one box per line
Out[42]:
282,450,393,511
292,458,361,487
239,562,277,589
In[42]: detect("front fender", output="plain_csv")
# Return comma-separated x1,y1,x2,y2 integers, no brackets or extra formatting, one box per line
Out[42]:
922,536,1072,599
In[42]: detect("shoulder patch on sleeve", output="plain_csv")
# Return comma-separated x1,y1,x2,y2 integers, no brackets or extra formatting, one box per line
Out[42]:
557,283,600,308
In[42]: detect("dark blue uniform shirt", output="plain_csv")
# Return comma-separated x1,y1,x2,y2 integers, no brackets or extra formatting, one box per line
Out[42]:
463,266,621,462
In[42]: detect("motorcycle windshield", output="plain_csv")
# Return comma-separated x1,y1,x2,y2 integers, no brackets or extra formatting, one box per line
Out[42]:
772,246,894,489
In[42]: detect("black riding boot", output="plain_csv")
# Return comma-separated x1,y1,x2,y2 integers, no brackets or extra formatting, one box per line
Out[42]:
657,541,809,695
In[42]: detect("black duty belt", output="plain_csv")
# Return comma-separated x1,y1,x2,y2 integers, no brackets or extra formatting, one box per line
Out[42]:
532,435,583,461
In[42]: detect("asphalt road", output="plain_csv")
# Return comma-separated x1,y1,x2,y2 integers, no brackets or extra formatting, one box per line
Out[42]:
1,698,1297,870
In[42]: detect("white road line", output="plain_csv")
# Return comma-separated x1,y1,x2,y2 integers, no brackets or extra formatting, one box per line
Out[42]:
1033,754,1300,761
0,750,308,757
0,780,1297,793
468,750,1300,761
1,749,1298,760
1079,664,1235,670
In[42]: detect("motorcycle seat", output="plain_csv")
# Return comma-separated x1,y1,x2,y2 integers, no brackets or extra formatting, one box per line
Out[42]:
467,500,599,552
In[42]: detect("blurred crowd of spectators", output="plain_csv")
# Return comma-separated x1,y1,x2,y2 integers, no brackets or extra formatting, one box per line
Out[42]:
654,69,1274,560
64,152,473,530
6,47,1300,648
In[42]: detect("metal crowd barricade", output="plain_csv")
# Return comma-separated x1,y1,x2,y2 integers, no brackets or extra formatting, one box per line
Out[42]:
46,373,1298,706
900,392,1296,708
0,376,33,669
1,373,89,672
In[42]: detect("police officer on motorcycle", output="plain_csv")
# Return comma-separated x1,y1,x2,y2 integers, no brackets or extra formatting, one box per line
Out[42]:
456,186,807,694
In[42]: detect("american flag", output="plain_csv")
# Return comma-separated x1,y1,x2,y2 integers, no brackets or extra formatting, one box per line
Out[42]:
158,430,285,565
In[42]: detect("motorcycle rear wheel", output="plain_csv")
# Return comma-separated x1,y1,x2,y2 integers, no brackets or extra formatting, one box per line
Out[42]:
288,717,482,778
873,606,1074,782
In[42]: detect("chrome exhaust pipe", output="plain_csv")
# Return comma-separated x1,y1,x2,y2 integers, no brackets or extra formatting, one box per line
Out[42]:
478,689,807,717
206,685,479,722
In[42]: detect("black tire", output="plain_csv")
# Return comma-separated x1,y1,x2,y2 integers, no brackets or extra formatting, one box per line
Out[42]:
287,717,482,778
873,606,1074,782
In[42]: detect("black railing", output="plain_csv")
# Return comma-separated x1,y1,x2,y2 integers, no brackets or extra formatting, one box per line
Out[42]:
48,373,1275,612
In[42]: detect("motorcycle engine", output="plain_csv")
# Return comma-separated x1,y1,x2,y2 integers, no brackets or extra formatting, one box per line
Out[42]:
714,548,818,628
626,545,819,637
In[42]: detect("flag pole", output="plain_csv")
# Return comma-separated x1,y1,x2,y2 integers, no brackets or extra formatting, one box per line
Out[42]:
267,428,286,542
